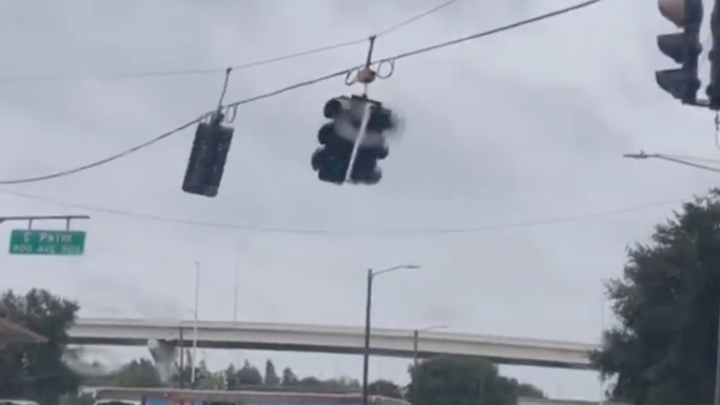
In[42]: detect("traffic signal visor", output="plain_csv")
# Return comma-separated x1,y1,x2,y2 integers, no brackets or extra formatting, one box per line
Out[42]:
659,0,685,27
657,33,687,63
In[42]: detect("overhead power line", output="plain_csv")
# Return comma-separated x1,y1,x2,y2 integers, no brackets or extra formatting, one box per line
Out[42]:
0,0,462,84
373,0,463,37
0,0,604,186
0,187,676,235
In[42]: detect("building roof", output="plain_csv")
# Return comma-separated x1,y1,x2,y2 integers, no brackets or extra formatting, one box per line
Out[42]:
0,317,47,343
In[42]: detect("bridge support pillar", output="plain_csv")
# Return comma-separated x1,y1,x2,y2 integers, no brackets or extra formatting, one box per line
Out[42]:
147,339,177,382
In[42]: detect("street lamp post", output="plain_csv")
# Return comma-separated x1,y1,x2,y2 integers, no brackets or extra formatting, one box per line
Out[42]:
412,325,447,404
190,262,200,386
362,264,420,405
233,248,240,322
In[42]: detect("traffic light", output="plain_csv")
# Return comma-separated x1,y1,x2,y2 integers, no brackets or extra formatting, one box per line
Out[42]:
656,0,703,104
310,96,393,185
708,3,720,108
181,114,234,197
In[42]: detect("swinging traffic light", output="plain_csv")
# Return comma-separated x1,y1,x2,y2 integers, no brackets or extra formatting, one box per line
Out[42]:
656,0,703,104
311,96,393,185
311,123,383,185
182,114,234,197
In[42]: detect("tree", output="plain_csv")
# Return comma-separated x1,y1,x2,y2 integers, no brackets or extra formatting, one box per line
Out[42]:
236,360,263,385
197,372,225,390
592,191,720,405
368,379,402,398
408,356,545,405
0,289,81,405
59,393,95,405
296,376,324,389
515,382,545,398
113,359,161,387
264,360,280,386
224,364,238,390
281,366,298,386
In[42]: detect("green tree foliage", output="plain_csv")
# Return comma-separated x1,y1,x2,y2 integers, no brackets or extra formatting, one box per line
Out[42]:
223,360,263,389
515,382,545,399
368,379,402,398
59,393,95,405
236,360,263,385
408,356,545,405
281,366,298,386
592,191,720,405
264,360,280,386
0,288,80,404
196,370,225,390
113,359,161,387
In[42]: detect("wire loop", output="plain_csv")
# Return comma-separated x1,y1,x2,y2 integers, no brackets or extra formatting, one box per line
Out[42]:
375,59,395,79
344,60,395,87
343,36,397,93
223,104,239,123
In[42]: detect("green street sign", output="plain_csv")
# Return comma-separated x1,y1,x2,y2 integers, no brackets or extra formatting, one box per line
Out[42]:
8,229,86,256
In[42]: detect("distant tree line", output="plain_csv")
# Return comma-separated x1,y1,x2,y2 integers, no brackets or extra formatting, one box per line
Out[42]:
106,355,545,405
0,287,545,405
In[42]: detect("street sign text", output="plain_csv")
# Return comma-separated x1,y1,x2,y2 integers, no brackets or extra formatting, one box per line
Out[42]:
8,229,86,256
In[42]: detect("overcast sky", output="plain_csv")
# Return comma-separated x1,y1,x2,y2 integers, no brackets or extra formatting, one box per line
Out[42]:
1,0,719,400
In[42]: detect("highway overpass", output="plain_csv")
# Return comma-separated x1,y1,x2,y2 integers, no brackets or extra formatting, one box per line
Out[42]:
68,318,597,370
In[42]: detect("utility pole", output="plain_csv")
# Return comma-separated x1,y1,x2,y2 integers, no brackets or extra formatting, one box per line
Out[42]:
233,249,240,322
361,264,420,405
362,269,373,405
708,0,720,109
412,329,419,404
190,262,200,386
178,328,185,389
715,279,720,405
710,6,720,405
410,325,446,405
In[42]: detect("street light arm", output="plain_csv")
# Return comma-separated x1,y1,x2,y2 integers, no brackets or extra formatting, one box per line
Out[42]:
623,151,654,159
418,324,448,333
372,264,420,277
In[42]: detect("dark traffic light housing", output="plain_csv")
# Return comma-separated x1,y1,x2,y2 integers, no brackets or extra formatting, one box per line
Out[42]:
656,0,703,105
708,3,720,109
311,96,395,185
182,113,234,197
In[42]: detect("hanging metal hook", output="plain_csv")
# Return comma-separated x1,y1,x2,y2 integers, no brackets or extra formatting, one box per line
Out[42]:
217,67,232,111
209,67,238,124
345,37,379,90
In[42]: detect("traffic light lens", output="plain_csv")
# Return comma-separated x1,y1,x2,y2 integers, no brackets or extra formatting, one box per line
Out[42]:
659,0,686,27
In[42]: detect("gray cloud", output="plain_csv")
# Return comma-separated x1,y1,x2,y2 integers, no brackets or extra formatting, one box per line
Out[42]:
0,0,714,399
